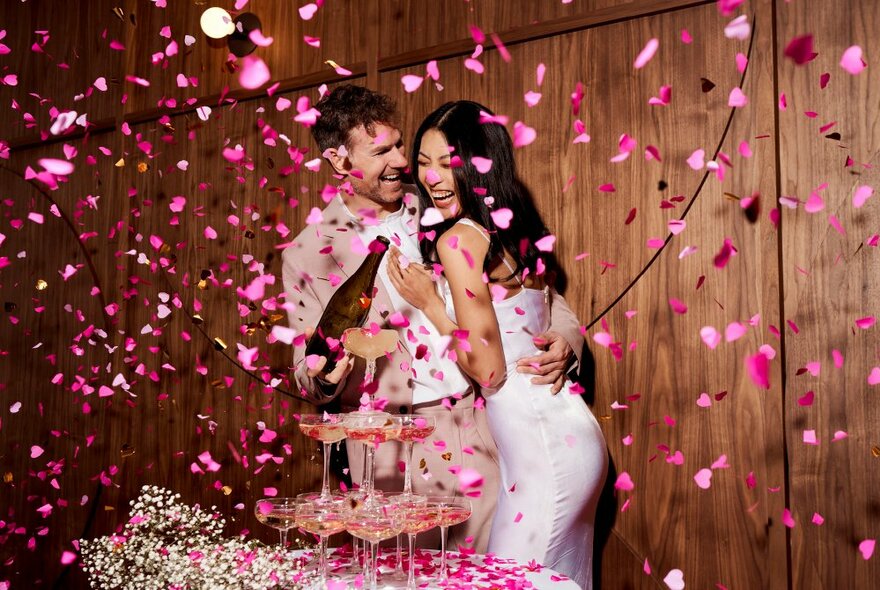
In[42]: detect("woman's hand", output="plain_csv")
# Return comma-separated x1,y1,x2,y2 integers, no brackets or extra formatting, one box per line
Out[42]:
387,246,442,312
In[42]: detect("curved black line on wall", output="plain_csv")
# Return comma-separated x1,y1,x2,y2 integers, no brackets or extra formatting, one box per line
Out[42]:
586,15,758,331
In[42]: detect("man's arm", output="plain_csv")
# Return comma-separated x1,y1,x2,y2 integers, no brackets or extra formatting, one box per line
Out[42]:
281,247,351,405
515,288,586,393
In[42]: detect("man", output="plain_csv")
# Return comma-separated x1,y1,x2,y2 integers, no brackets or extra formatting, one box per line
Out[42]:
281,84,585,552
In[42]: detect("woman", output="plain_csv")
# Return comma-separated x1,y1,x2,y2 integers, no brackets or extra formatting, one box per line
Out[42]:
387,101,607,589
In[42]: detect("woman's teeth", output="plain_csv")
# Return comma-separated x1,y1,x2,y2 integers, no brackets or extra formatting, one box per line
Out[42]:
432,190,454,202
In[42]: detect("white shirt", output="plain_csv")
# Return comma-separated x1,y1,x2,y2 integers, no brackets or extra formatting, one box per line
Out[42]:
338,195,472,404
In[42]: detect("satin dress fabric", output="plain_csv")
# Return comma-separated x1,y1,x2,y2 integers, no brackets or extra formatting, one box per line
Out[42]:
441,220,608,589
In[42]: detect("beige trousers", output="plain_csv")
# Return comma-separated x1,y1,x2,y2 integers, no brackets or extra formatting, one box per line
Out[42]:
342,391,500,553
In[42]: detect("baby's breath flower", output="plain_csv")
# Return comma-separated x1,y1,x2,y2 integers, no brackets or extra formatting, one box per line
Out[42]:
80,485,312,589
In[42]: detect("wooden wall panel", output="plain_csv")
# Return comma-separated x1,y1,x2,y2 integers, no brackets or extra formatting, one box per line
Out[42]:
122,0,369,115
381,0,652,58
777,0,880,588
0,79,361,586
0,0,129,139
379,2,787,588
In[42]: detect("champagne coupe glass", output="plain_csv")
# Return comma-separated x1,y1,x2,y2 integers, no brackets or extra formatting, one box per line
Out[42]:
428,496,472,584
343,412,401,505
298,413,347,502
343,327,399,393
254,497,298,554
400,500,442,590
295,494,348,587
382,493,430,586
394,415,436,499
345,502,405,590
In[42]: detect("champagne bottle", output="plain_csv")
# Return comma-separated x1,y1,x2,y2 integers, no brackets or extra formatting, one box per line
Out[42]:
304,235,390,374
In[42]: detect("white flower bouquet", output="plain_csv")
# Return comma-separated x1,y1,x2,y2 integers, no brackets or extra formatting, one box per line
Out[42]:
80,485,312,590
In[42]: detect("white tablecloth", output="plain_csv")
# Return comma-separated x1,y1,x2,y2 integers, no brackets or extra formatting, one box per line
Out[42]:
297,547,582,589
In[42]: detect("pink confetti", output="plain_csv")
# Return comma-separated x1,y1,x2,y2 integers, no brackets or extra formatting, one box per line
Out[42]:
840,46,866,75
713,238,737,268
855,316,875,329
694,468,712,489
724,15,750,40
663,569,685,590
725,322,747,342
853,185,874,208
782,508,796,528
299,3,319,20
700,326,721,349
614,472,634,491
745,352,771,389
457,467,483,490
648,85,671,106
668,219,686,235
687,149,705,170
513,121,537,147
464,58,484,74
534,235,556,252
868,367,880,386
859,539,876,560
681,29,693,44
471,157,493,173
401,74,424,93
39,158,74,175
248,29,273,47
669,299,688,314
239,55,271,89
420,208,444,227
784,34,815,65
633,38,659,69
490,208,513,229
728,87,748,107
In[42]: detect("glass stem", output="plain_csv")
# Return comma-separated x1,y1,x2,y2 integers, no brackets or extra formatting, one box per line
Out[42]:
395,533,403,575
321,441,332,500
403,441,414,496
369,541,379,590
439,525,449,582
279,529,287,553
363,443,376,501
319,535,328,584
407,533,417,590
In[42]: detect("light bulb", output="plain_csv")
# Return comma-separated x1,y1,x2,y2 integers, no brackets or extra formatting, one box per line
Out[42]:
200,7,235,39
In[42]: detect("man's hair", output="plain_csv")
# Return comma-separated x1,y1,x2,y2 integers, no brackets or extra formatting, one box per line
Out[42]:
311,84,399,152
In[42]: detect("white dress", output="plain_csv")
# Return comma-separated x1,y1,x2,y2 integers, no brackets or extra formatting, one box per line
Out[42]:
442,219,608,590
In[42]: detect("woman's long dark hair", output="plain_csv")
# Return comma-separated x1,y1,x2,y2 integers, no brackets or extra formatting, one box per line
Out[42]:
412,101,553,282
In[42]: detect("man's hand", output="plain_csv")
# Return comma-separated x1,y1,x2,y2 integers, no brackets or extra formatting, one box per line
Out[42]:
386,246,442,311
303,326,354,385
515,331,574,394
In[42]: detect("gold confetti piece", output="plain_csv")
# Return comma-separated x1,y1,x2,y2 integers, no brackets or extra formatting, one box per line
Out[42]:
192,314,204,324
197,280,208,290
221,486,232,496
419,458,427,470
723,192,741,202
112,7,125,20
115,158,125,167
598,415,612,422
120,444,135,457
159,243,172,256
325,59,342,69
35,279,48,291
441,452,452,462
212,337,227,351
3,472,12,483
245,323,258,336
872,446,880,457
104,506,115,511
211,379,226,389
137,162,149,173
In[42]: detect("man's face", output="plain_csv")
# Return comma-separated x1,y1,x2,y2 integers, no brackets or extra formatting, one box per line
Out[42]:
342,123,407,211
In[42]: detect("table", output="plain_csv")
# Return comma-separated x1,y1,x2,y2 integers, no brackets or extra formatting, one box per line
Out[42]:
297,547,582,589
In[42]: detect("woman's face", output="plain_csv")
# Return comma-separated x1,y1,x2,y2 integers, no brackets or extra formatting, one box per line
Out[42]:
417,128,460,220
